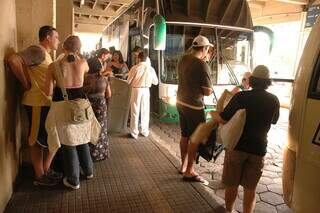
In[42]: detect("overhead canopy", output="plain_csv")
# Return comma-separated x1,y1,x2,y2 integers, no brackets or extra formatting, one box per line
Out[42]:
158,0,253,30
73,0,136,33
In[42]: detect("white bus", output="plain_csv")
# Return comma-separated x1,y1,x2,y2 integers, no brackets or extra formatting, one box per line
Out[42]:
105,0,254,123
283,18,320,213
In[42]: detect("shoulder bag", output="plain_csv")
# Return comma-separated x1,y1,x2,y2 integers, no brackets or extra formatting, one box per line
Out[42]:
54,61,94,124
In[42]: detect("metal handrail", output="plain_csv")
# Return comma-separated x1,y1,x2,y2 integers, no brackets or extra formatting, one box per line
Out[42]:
166,21,254,33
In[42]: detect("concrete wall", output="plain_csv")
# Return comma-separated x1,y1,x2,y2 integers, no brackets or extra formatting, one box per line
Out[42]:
16,0,55,50
0,0,21,212
56,0,74,55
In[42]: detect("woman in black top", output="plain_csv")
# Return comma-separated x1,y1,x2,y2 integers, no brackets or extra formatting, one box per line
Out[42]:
109,50,128,79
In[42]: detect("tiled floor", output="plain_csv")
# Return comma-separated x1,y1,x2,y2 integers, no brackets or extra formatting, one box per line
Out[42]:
149,108,292,213
5,135,224,213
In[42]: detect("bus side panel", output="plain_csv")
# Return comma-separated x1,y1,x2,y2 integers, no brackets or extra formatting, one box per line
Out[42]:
285,19,320,208
292,100,320,213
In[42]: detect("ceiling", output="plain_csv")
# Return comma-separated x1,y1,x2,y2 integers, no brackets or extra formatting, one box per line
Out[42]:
248,0,319,24
73,0,320,33
73,0,136,33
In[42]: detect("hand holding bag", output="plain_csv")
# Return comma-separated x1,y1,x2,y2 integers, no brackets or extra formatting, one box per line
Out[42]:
190,121,224,163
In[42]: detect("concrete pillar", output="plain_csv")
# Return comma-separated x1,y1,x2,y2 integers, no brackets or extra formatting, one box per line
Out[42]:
15,0,55,50
0,0,20,212
56,0,74,55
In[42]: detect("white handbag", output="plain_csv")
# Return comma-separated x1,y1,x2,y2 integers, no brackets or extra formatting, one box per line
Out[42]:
218,109,246,150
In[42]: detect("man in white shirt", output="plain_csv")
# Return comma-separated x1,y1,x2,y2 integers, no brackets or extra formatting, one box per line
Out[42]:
127,51,158,139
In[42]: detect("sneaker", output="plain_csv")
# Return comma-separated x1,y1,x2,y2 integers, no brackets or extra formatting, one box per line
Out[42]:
127,133,137,139
63,177,80,190
80,168,94,179
46,169,63,181
33,175,58,186
140,133,149,137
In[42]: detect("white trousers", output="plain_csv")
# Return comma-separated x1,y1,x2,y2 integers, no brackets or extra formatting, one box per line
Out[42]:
130,88,150,138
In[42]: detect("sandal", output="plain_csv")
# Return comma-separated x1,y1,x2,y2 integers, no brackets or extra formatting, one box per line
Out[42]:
182,175,206,183
178,169,186,175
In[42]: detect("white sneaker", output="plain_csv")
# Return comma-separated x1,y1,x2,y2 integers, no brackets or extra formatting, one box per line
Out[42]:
80,168,94,179
63,177,80,190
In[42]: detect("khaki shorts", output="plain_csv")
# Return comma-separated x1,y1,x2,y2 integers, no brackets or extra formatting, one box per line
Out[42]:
222,150,264,189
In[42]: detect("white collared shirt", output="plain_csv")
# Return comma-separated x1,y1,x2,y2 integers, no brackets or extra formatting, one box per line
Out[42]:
127,61,158,88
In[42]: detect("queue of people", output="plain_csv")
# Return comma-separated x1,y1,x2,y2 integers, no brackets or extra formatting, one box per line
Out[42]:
6,24,156,189
7,25,280,213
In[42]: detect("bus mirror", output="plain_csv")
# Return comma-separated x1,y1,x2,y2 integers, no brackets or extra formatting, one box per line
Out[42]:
153,15,166,50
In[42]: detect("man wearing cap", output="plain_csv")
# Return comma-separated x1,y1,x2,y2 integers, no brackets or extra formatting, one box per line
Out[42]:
176,35,213,183
211,65,280,213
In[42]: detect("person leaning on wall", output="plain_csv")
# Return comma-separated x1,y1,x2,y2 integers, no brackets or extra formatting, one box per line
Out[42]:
6,25,62,186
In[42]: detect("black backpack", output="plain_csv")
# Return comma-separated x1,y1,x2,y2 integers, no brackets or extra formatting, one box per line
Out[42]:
195,128,225,164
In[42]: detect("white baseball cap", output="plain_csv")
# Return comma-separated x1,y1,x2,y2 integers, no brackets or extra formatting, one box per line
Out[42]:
192,35,214,47
252,65,270,79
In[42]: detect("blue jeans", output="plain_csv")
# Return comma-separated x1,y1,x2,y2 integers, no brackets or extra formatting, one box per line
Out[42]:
62,144,93,186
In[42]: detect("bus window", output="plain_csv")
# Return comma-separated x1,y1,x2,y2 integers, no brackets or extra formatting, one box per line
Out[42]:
217,30,251,85
308,53,320,99
149,26,158,69
161,25,216,84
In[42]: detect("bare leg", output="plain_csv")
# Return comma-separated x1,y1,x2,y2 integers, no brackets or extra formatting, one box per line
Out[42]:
243,188,256,213
184,142,199,176
179,137,189,173
43,149,55,173
225,186,239,212
30,144,44,179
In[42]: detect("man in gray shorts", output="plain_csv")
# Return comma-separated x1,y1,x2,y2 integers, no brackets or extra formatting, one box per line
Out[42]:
176,35,213,182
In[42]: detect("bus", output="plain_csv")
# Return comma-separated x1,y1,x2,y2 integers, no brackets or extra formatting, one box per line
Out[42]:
283,17,320,213
104,0,254,123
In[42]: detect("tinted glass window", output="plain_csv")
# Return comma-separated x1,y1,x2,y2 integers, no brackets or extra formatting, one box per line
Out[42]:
309,53,320,99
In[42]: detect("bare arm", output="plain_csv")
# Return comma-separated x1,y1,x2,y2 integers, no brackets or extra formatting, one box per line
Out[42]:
101,67,113,76
84,60,89,73
201,86,213,96
105,84,112,98
110,61,123,69
6,54,31,90
44,63,55,96
209,111,226,124
230,86,240,95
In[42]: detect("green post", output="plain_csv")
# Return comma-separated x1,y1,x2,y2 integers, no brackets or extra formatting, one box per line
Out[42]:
153,15,166,50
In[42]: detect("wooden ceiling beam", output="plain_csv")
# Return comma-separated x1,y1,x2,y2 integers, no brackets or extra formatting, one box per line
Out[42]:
275,0,308,5
92,0,97,9
74,6,116,17
102,0,132,5
247,0,308,5
75,16,109,25
104,2,111,11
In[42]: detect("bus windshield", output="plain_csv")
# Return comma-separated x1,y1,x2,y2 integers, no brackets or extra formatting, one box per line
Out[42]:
160,24,252,85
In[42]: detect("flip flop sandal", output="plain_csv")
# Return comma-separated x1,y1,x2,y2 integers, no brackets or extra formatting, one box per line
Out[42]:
178,169,186,174
182,175,206,183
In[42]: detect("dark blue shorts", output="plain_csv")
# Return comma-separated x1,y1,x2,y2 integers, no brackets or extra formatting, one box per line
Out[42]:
24,105,50,148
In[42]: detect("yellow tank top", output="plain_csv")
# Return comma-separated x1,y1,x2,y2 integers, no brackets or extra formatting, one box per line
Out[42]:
22,50,52,106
